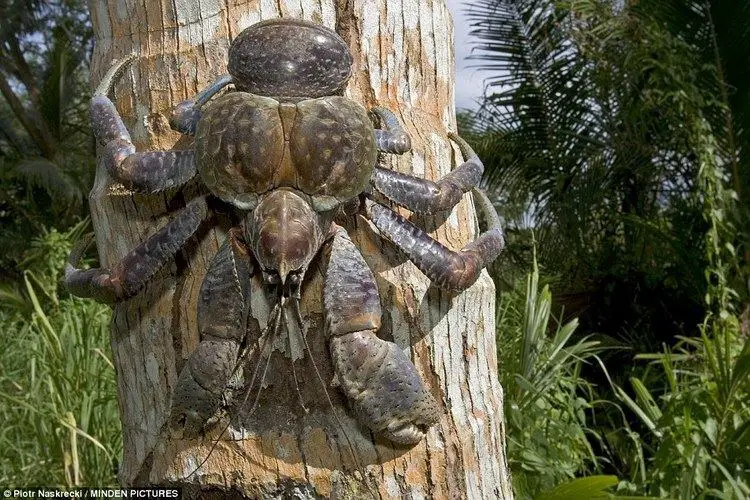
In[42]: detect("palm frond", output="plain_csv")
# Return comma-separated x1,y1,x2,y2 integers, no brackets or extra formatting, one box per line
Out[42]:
15,157,82,204
464,0,731,278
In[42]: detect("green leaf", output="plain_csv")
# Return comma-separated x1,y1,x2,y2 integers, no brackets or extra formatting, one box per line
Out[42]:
15,157,82,203
630,377,663,424
535,475,618,500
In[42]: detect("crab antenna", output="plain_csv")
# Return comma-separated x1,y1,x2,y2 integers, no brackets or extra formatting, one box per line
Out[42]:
94,53,137,97
290,298,373,492
286,304,310,413
237,303,282,415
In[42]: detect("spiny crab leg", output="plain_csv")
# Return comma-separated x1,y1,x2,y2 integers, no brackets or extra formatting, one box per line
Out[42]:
364,187,504,292
91,57,198,193
323,224,440,444
371,132,484,214
64,195,211,303
371,107,412,154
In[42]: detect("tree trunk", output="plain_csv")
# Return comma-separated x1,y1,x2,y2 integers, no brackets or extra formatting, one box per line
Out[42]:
87,0,512,497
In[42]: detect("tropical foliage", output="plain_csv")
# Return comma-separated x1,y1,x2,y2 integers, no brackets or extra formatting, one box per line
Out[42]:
497,251,609,497
465,0,750,497
0,224,120,486
0,0,119,486
0,0,93,279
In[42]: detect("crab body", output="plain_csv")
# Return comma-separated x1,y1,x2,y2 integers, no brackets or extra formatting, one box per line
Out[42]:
66,17,505,446
196,93,377,211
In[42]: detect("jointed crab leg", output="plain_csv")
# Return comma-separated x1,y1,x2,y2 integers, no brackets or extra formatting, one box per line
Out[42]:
170,74,233,135
92,98,198,192
365,189,504,292
90,58,203,193
371,133,484,214
323,224,440,444
64,195,210,303
371,107,412,154
169,228,259,437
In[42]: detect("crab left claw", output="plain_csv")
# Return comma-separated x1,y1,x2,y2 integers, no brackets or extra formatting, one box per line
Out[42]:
324,225,440,444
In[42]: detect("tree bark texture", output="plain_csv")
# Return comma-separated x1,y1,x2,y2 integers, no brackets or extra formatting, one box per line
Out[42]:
87,0,512,497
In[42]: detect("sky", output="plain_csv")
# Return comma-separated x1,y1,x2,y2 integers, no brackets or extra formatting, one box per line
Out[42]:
445,0,489,110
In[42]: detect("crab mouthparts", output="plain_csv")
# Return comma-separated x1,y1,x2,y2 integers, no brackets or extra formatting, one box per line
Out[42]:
247,189,331,298
261,265,305,298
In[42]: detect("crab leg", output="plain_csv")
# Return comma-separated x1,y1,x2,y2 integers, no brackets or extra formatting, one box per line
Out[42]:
324,224,439,444
65,195,210,303
169,74,233,135
371,107,412,154
364,190,504,292
89,58,206,193
169,228,259,437
371,133,484,213
91,95,198,193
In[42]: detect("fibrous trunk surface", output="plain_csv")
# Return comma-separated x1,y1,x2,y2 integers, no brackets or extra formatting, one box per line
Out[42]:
87,0,511,497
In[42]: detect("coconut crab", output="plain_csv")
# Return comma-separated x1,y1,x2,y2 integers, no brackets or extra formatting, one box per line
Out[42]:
65,18,504,445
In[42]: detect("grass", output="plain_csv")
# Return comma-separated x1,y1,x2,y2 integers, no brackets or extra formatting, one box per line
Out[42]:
497,249,750,499
496,252,613,498
0,225,120,486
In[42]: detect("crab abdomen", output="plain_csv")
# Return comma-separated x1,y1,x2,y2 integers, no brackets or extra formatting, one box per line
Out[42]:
195,92,377,210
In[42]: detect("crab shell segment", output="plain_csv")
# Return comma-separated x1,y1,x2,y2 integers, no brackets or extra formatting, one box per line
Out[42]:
195,91,377,210
243,188,333,295
228,18,353,99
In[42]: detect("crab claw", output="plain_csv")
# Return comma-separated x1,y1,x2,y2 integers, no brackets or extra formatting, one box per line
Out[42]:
329,331,440,444
168,339,240,439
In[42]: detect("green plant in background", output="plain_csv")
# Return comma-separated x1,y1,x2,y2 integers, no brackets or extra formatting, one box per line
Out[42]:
0,224,120,486
497,250,614,498
0,1,119,485
466,0,747,355
0,0,94,281
469,0,749,495
606,110,749,498
610,331,750,498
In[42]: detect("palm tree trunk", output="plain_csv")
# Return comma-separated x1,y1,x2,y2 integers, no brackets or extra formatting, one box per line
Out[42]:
87,0,511,497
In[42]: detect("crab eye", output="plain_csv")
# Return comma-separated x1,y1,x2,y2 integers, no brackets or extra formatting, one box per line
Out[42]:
262,270,280,285
287,272,301,287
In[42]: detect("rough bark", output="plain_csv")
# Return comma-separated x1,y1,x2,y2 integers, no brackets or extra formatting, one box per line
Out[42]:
87,0,512,497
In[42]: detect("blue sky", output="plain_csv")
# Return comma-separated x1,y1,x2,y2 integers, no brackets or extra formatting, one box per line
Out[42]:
445,0,489,110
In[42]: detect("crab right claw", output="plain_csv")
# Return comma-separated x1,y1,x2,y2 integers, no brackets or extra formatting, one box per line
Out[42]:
168,229,257,438
324,225,439,444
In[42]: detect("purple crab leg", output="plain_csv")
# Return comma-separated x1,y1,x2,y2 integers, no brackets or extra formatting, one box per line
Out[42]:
90,58,200,193
169,228,258,437
324,224,439,444
364,189,504,292
64,196,210,303
371,107,412,154
371,133,483,213
169,74,233,135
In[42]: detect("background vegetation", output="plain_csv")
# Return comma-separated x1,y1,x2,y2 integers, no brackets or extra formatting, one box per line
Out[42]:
464,0,749,497
0,0,747,496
